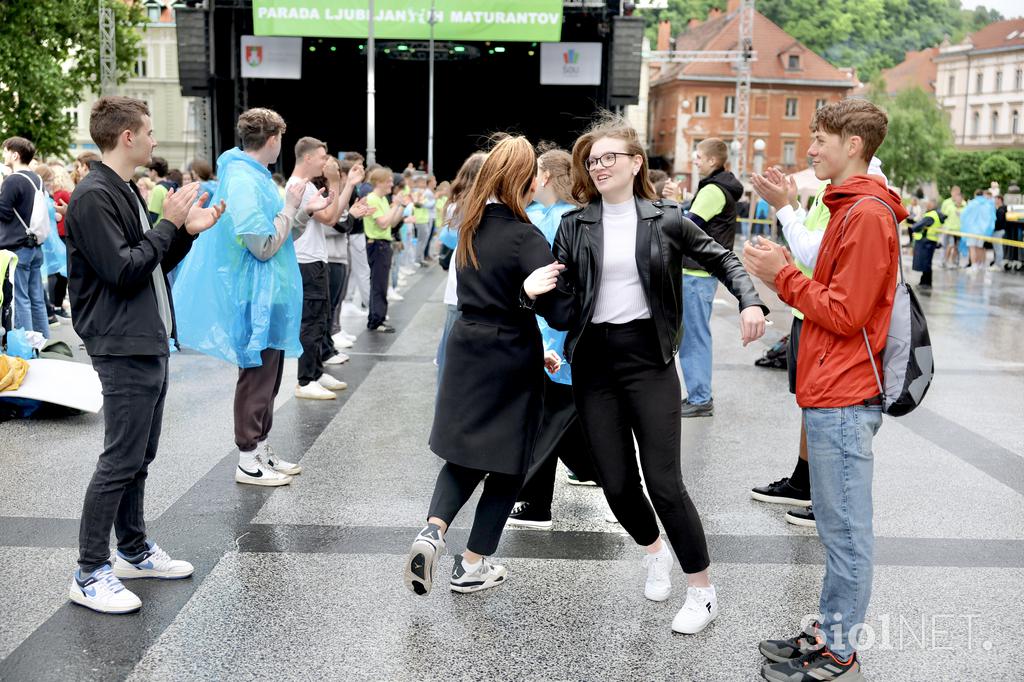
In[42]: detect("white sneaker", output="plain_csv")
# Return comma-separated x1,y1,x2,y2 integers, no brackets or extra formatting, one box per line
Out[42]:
400,266,418,276
405,524,446,596
295,381,337,399
317,373,348,391
450,554,507,593
339,330,357,342
342,302,367,316
643,543,673,602
69,564,142,614
332,334,354,349
387,288,405,301
112,541,194,580
235,454,293,486
671,585,719,634
262,443,302,475
324,352,349,365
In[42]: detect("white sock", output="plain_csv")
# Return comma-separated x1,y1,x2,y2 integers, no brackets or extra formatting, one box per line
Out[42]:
239,449,259,468
462,557,482,573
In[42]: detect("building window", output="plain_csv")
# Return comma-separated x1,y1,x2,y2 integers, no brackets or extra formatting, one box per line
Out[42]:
976,72,984,93
815,98,827,110
1013,110,1020,135
787,54,800,70
991,111,999,135
972,111,980,136
783,141,797,166
947,74,955,95
724,95,736,115
784,98,798,118
64,108,79,130
694,95,708,115
1017,68,1023,90
996,71,1003,92
134,50,148,78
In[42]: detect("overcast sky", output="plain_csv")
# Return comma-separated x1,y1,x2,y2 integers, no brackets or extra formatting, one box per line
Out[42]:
962,0,1022,19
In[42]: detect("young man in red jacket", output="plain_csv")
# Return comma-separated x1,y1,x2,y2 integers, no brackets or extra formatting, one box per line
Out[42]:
744,98,907,681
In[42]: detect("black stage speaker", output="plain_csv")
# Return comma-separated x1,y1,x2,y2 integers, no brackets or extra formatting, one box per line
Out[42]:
176,7,211,97
608,15,645,107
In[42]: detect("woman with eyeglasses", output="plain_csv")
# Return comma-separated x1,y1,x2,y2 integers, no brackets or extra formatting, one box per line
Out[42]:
553,113,768,634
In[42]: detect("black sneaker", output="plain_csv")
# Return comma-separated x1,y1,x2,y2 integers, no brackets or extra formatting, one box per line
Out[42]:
761,648,861,681
680,398,714,418
785,505,816,529
505,501,553,530
370,324,396,334
759,623,823,663
751,477,811,507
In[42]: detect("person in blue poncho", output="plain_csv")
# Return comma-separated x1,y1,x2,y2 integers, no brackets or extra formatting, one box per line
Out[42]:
959,189,996,270
172,108,335,488
505,148,599,531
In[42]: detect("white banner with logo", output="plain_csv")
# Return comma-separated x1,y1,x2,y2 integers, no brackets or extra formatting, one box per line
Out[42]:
539,42,602,86
240,36,303,79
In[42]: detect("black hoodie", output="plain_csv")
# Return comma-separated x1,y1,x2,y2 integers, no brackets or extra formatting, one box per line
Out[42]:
682,167,743,271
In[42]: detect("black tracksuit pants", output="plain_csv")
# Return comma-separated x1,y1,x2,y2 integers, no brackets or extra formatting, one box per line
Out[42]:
427,463,525,556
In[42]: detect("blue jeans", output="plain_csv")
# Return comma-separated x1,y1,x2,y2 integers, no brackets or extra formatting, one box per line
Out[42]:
803,404,883,658
679,274,717,404
13,246,50,339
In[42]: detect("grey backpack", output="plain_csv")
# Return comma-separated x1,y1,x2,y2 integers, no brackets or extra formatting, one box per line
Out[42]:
842,197,934,416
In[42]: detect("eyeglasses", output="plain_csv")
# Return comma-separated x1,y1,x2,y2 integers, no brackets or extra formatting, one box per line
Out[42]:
585,152,636,171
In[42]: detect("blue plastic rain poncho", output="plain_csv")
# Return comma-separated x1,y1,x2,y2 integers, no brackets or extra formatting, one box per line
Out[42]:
40,196,67,277
171,147,303,368
957,195,996,257
526,200,576,386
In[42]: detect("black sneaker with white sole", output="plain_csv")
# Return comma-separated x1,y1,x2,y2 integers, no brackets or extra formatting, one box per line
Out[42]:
449,554,507,593
785,506,816,528
751,477,811,507
759,623,823,663
404,524,445,596
680,398,714,418
370,324,396,334
505,501,553,530
761,648,862,681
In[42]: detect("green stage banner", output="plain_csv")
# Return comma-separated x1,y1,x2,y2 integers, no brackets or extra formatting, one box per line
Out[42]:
253,1,564,42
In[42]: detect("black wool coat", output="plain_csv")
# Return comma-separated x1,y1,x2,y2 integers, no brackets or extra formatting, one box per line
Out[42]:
429,203,574,475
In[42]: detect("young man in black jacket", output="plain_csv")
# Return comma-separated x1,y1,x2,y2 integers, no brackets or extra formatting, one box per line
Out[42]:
65,96,225,614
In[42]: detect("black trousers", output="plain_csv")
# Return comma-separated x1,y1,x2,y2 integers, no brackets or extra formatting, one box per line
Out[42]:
428,462,525,556
517,380,598,513
234,348,284,452
326,261,349,337
78,355,169,573
298,261,330,385
366,240,391,329
572,319,711,574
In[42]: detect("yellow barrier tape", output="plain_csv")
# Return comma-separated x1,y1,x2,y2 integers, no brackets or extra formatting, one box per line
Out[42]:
738,218,775,225
933,229,1024,248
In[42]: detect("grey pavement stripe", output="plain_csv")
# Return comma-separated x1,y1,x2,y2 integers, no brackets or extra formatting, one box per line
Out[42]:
900,406,1024,496
0,270,447,682
236,523,1024,569
0,517,79,548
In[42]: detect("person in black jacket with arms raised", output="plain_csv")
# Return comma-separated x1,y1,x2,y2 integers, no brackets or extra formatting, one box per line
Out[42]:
404,136,573,597
65,96,225,614
553,113,768,635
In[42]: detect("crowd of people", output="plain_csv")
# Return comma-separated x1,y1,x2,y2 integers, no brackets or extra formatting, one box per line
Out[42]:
1,88,1013,682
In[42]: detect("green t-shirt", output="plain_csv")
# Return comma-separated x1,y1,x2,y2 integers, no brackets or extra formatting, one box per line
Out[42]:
792,183,831,320
147,184,169,222
363,192,393,241
683,184,727,278
940,197,964,231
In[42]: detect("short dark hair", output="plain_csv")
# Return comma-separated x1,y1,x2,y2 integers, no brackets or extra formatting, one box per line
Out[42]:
89,96,150,152
810,99,888,162
147,156,169,176
2,136,36,164
189,158,214,181
294,136,327,161
237,108,286,151
167,169,183,186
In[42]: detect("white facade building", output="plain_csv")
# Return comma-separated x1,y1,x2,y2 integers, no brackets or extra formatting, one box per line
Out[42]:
935,19,1024,150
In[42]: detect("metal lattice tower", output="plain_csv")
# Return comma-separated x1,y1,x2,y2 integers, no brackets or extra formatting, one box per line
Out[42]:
99,1,117,95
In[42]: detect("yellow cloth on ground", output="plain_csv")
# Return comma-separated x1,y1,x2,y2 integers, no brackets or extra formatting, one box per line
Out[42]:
0,355,29,392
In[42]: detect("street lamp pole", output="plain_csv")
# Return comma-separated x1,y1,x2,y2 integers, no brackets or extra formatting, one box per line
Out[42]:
427,0,436,176
366,0,376,165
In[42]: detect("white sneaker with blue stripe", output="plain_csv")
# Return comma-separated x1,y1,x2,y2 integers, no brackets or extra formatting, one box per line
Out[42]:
69,564,142,614
112,541,194,580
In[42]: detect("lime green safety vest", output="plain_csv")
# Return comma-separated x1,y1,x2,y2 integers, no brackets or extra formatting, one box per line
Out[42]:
914,209,942,243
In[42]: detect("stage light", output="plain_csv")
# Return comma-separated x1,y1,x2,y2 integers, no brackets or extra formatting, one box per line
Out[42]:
494,46,505,53
453,45,465,52
397,44,409,51
308,46,316,52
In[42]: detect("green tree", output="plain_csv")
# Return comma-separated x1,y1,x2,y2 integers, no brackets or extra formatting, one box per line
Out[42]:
870,85,952,191
978,154,1022,191
642,0,724,44
0,0,146,157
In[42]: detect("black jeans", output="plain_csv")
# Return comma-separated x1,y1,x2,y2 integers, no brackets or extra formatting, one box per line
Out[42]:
298,261,329,385
428,462,524,556
78,355,169,573
572,319,711,574
326,261,349,337
234,348,284,452
366,239,392,329
517,380,597,513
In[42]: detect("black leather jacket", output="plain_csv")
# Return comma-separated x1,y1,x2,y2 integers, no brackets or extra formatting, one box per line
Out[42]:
553,197,768,365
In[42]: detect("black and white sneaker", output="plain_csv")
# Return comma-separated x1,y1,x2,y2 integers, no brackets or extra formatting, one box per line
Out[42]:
449,554,507,593
762,648,862,681
404,523,445,596
505,501,553,530
751,477,812,507
759,623,823,663
370,324,396,334
785,506,816,529
680,399,714,418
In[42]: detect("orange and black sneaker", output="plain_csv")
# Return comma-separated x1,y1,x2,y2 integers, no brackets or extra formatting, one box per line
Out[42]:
761,647,862,681
759,623,824,663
